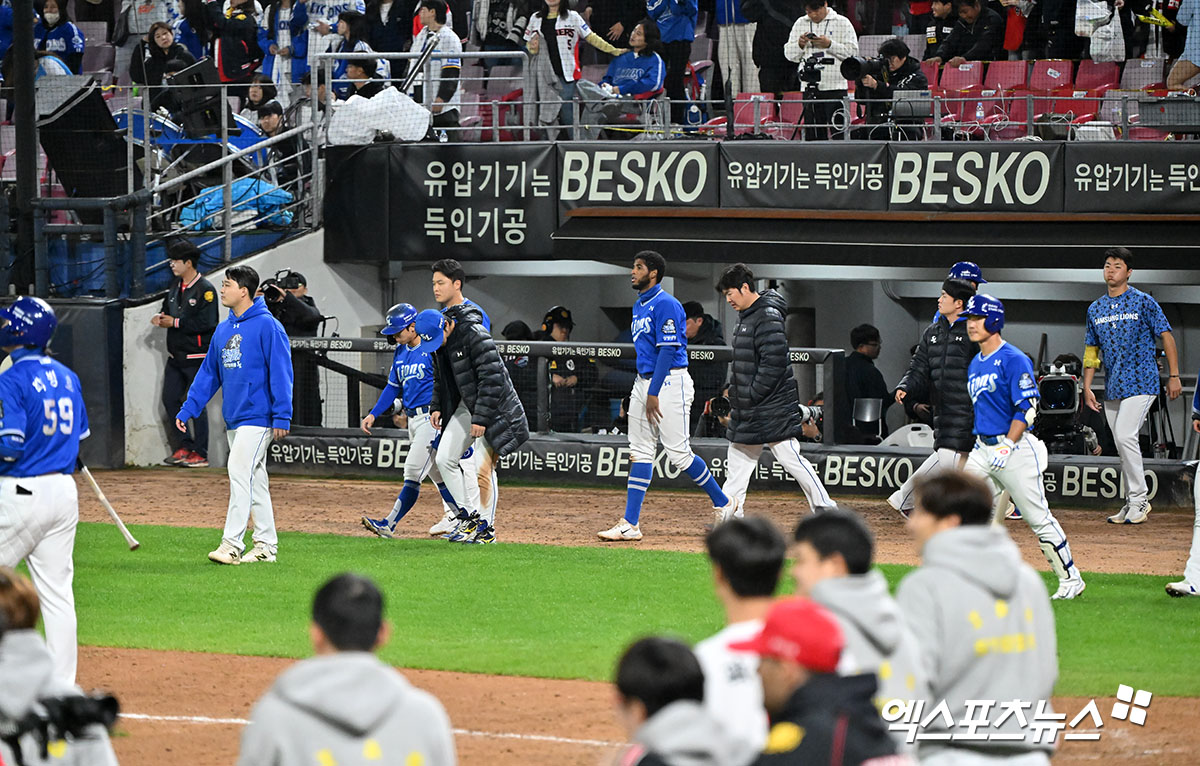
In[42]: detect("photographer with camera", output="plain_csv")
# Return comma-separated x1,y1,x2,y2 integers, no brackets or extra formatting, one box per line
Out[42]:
843,38,928,138
0,567,119,766
713,264,836,523
783,0,858,140
260,270,324,427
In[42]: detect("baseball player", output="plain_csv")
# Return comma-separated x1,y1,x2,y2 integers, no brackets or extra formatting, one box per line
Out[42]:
962,294,1085,600
1165,376,1200,598
360,305,460,539
178,265,294,566
1082,247,1181,525
0,297,88,685
598,251,736,542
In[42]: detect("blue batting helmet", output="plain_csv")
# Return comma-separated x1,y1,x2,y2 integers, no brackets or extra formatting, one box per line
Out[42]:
0,297,57,350
963,293,1005,334
381,303,418,336
414,309,446,352
948,261,987,284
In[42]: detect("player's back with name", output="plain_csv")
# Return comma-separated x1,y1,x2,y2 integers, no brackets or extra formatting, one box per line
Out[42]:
0,353,88,477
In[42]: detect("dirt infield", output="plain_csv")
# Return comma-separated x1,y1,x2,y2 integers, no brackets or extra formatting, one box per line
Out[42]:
73,469,1198,765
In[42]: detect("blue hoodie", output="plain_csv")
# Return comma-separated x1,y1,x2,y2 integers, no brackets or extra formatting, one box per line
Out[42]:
178,296,294,430
715,0,749,25
602,50,666,95
646,0,697,43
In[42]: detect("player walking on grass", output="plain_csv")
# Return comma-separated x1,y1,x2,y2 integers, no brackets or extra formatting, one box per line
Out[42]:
962,294,1085,600
599,251,736,542
428,302,529,544
360,306,460,539
178,265,293,566
0,298,88,685
1165,379,1200,598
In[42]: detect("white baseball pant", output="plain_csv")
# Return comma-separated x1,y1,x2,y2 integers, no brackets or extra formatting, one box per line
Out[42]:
223,425,278,553
723,439,833,513
629,370,696,469
717,22,759,99
1184,463,1200,589
1103,394,1156,506
888,448,966,512
0,473,78,686
965,434,1079,581
403,412,444,484
436,404,500,525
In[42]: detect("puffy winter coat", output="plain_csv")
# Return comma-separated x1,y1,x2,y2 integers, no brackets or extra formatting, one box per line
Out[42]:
727,289,804,445
896,315,977,452
431,302,530,457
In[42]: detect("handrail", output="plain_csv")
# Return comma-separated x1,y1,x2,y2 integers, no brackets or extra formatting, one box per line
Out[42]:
150,122,312,195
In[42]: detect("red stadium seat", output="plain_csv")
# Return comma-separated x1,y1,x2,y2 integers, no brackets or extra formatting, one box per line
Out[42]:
983,60,1028,92
920,59,940,88
1076,60,1120,92
939,60,983,92
1030,59,1074,91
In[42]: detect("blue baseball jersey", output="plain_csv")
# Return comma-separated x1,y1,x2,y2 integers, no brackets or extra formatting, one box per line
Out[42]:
631,284,688,376
0,350,89,477
967,341,1039,436
463,297,491,332
388,343,435,409
1084,286,1171,400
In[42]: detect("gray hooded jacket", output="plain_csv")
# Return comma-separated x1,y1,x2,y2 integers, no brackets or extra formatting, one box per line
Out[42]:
237,652,456,766
0,630,119,766
896,525,1058,757
628,700,746,766
811,569,929,752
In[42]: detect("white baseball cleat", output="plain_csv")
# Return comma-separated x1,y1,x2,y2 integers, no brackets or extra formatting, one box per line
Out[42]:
207,541,241,566
1124,502,1151,525
429,510,458,537
598,520,643,542
1051,577,1086,600
713,498,738,526
1165,581,1199,598
242,542,277,563
1106,504,1130,524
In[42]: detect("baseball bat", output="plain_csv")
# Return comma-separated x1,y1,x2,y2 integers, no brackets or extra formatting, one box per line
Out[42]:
81,466,140,551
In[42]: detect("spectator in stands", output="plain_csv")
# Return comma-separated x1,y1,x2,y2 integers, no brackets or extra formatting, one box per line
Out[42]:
34,0,85,74
409,0,463,130
1034,0,1084,58
1167,0,1199,88
173,0,213,60
471,0,530,77
366,0,411,61
288,70,327,123
329,9,390,99
784,0,858,140
260,0,310,108
683,300,726,436
922,0,955,58
539,306,598,433
743,0,803,94
116,0,179,82
210,0,265,87
241,73,278,120
77,0,116,43
926,0,1004,65
345,57,387,96
842,323,890,443
910,0,934,37
577,18,666,138
583,0,642,61
647,0,697,123
717,0,757,99
853,37,928,136
501,320,538,429
262,270,324,426
612,636,742,766
525,0,624,136
238,573,456,766
257,99,310,196
130,21,197,89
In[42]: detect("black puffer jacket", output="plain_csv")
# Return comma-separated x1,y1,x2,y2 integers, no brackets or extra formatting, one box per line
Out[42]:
431,303,530,457
728,290,804,445
896,315,977,452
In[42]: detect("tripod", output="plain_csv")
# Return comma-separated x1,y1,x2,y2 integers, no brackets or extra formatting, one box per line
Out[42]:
1146,381,1179,459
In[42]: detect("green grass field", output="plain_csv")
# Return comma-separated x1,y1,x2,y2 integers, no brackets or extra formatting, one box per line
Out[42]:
73,522,1200,697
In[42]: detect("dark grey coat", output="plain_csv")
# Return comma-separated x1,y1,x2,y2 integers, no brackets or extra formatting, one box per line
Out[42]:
727,290,804,445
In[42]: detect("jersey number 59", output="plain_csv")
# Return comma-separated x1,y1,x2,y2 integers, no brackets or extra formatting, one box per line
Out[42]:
42,397,74,436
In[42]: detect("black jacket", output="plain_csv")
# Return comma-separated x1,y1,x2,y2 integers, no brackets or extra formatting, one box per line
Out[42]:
859,55,928,123
210,4,263,82
431,303,530,457
897,314,977,452
728,290,804,445
843,351,891,441
689,312,727,397
366,0,412,53
742,0,805,69
267,291,322,337
751,674,898,766
922,15,956,60
129,40,197,86
933,6,1004,61
161,274,219,365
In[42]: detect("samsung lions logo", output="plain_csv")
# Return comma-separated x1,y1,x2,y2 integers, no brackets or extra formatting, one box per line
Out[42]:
632,316,653,341
968,372,999,403
662,318,676,335
1019,372,1036,391
222,333,244,369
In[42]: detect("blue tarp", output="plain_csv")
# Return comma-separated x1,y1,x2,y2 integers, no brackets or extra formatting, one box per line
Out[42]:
179,178,295,230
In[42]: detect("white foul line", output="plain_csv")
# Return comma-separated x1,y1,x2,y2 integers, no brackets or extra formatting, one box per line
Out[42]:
119,713,621,749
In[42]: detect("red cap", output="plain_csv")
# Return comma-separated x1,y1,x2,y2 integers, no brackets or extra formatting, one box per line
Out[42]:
728,598,844,673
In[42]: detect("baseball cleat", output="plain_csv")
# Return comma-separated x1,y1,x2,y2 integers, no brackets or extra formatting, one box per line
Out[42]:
1051,577,1086,600
179,451,209,468
207,541,241,566
242,542,277,563
713,498,737,526
447,514,483,542
1106,504,1130,524
165,448,190,466
464,523,496,544
1005,504,1022,520
429,510,458,537
598,520,643,542
1165,581,1199,597
1124,502,1151,525
361,516,394,539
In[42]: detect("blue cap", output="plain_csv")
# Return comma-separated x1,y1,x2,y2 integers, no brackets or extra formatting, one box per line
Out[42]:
414,309,445,352
381,303,418,336
948,261,987,284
